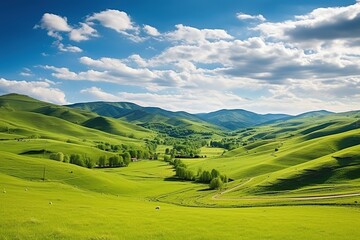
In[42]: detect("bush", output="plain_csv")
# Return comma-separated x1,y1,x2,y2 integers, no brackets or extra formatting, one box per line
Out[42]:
209,177,223,190
49,152,64,162
70,154,84,167
211,169,220,179
163,155,171,162
98,155,107,167
63,154,69,163
84,157,95,169
220,174,228,183
199,170,212,183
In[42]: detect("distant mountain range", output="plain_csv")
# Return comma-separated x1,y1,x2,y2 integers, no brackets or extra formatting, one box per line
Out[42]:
67,100,334,130
0,93,338,133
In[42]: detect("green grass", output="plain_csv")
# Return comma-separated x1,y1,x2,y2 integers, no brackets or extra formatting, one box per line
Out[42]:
1,93,360,239
1,160,360,240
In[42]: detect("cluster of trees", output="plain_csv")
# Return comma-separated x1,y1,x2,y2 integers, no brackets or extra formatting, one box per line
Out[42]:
49,152,95,168
49,149,153,169
98,153,131,168
140,123,195,138
95,142,130,152
198,168,228,190
210,139,241,150
165,158,228,189
162,138,208,158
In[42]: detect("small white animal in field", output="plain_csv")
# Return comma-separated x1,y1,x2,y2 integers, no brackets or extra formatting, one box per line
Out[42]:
155,206,160,210
3,189,6,194
49,201,53,205
25,188,28,191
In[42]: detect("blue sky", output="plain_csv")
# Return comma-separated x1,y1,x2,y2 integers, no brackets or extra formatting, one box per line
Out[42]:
0,0,359,114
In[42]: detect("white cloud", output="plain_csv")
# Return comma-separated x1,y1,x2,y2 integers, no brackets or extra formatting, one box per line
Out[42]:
86,9,146,42
164,24,233,44
0,78,67,104
20,68,33,77
236,12,266,22
80,87,120,101
57,42,82,53
87,9,136,32
39,4,360,114
257,2,360,45
143,25,160,36
38,13,72,32
69,23,98,41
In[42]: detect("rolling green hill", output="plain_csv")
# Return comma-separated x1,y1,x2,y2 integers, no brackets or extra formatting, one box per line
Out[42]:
68,101,223,135
197,109,290,130
1,93,360,239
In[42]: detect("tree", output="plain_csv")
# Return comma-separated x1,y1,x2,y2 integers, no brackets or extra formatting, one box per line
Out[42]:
122,152,131,166
220,174,229,183
98,155,107,167
63,154,69,163
199,170,212,183
49,152,64,162
118,155,124,167
109,156,120,167
122,152,131,164
211,169,220,179
209,177,223,190
70,154,84,167
129,149,137,158
136,149,143,159
84,156,94,168
163,155,171,162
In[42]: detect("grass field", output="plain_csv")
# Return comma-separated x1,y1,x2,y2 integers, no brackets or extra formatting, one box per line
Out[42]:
2,159,360,240
1,94,360,239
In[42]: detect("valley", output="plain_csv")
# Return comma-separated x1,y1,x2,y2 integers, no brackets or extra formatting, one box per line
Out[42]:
1,93,360,239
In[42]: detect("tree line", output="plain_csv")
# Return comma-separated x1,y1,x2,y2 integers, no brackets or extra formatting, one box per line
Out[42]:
164,157,228,189
48,149,153,169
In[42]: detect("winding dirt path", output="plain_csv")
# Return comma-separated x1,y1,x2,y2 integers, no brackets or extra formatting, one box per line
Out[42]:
212,178,253,200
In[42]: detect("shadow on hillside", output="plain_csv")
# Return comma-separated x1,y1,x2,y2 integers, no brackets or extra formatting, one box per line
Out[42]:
163,176,181,181
197,188,212,192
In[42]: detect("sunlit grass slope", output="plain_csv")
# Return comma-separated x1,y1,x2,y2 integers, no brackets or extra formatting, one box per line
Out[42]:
1,158,360,240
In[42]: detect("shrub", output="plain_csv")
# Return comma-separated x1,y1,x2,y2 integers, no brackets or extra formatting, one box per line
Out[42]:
84,157,94,169
199,170,212,183
98,155,107,167
70,154,84,167
209,177,223,190
211,169,220,179
49,152,64,162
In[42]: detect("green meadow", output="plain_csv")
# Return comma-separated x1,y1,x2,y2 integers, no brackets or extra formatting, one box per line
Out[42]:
1,94,360,239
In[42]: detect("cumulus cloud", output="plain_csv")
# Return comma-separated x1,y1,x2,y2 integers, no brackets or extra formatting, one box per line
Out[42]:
143,25,160,36
257,3,360,44
87,9,136,32
0,78,67,104
37,13,72,33
164,24,233,44
69,23,98,41
80,87,120,101
85,9,143,41
39,3,360,113
236,12,266,22
57,42,82,53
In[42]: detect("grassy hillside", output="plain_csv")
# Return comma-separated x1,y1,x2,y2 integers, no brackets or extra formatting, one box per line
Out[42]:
0,93,154,142
1,155,360,239
197,109,289,130
68,100,223,137
1,93,360,239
